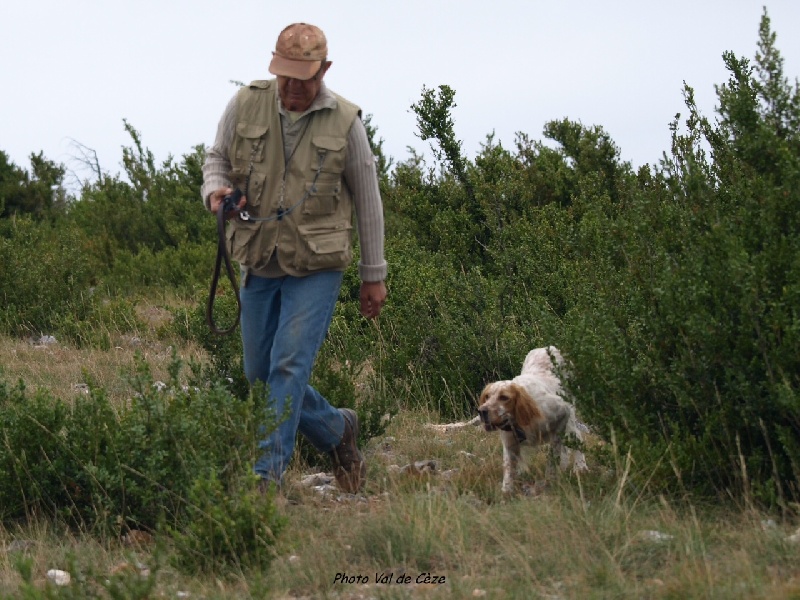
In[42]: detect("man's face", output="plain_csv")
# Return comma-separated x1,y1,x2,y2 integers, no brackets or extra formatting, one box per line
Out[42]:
276,62,330,112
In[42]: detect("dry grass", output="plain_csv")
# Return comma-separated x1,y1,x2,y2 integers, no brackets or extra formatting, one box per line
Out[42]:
0,304,205,404
1,316,800,599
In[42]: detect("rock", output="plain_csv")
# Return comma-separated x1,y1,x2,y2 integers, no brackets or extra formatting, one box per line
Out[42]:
300,472,334,487
636,530,673,543
46,569,71,586
400,460,438,475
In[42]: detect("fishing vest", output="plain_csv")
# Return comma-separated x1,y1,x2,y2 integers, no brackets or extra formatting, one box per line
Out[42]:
226,80,360,276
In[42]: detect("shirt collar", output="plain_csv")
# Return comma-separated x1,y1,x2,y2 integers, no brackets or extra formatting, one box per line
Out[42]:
276,81,337,118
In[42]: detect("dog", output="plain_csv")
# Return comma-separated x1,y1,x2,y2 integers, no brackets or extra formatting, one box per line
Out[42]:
477,346,588,493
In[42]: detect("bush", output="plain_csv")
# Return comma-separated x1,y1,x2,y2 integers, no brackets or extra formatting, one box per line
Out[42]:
0,353,282,571
168,471,285,575
0,217,100,337
559,12,800,505
102,243,215,296
171,289,249,400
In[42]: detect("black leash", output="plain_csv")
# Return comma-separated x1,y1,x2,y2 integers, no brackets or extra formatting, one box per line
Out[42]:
206,190,243,335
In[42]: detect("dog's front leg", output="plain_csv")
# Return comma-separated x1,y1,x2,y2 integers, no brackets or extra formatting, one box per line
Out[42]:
546,436,563,480
572,450,589,473
559,441,572,471
500,430,521,493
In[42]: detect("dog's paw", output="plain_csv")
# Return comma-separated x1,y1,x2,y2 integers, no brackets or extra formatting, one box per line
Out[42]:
520,481,549,497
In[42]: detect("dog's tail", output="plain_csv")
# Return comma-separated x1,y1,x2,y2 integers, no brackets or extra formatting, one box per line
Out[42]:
424,415,481,432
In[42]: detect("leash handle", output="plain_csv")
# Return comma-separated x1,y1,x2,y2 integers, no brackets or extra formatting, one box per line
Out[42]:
206,198,242,335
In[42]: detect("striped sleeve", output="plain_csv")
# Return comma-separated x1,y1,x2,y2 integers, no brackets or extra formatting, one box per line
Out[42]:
200,94,238,208
344,118,388,282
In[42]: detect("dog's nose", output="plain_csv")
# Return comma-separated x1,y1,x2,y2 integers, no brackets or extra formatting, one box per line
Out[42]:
478,408,489,423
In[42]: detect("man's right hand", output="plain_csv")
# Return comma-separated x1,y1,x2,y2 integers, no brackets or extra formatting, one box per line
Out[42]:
208,187,247,218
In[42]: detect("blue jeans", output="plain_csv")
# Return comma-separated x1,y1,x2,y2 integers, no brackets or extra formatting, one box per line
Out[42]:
239,270,346,482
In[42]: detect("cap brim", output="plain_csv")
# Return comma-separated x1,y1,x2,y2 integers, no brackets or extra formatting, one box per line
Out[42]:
268,54,321,80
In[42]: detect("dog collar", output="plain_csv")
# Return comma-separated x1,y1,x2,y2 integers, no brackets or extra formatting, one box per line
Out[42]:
500,423,527,443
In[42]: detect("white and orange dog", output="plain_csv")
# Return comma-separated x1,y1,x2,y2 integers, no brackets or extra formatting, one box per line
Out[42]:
478,346,588,493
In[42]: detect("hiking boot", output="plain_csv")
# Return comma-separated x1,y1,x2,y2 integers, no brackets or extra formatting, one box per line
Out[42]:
329,408,366,493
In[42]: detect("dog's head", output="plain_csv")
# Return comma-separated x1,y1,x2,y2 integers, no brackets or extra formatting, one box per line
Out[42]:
477,381,544,432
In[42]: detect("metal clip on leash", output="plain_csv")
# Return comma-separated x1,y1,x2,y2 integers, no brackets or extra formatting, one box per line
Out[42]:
206,189,243,335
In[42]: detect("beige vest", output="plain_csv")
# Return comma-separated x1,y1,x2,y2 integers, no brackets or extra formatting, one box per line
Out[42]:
226,80,360,276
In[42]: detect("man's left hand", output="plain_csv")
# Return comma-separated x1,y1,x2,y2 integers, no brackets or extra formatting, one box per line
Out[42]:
360,281,387,319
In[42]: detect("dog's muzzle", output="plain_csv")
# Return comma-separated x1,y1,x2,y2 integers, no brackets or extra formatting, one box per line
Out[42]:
478,408,495,431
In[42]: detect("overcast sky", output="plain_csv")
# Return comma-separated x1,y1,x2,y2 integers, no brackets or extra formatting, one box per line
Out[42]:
2,1,799,187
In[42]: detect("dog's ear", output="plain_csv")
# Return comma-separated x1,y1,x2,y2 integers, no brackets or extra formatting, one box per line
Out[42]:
478,384,490,409
511,384,544,428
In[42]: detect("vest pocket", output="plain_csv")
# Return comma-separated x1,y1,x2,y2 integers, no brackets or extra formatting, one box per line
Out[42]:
234,122,269,163
301,181,340,216
311,135,346,174
226,220,263,268
295,222,352,271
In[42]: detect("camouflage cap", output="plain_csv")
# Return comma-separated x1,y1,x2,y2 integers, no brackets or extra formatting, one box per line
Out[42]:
268,23,328,80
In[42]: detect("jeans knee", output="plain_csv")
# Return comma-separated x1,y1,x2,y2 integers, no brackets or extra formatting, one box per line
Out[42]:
273,351,313,381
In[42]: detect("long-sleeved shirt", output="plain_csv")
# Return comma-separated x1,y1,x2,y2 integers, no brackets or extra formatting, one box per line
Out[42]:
201,82,387,282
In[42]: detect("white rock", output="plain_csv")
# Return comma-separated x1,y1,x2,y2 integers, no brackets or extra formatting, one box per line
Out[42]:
300,472,333,487
46,569,71,586
638,530,673,543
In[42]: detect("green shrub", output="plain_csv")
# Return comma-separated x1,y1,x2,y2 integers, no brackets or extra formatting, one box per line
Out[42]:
0,218,99,337
0,354,278,547
172,290,249,400
102,243,215,296
168,471,285,575
0,380,73,522
313,311,396,447
52,295,141,349
558,12,800,505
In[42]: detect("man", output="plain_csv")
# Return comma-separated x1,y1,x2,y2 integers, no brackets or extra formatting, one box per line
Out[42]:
201,22,387,494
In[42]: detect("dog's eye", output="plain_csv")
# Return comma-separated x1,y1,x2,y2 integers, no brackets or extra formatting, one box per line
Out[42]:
499,394,510,402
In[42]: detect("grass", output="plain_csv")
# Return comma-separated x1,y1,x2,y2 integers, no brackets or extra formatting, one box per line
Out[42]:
0,303,799,599
0,303,205,402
